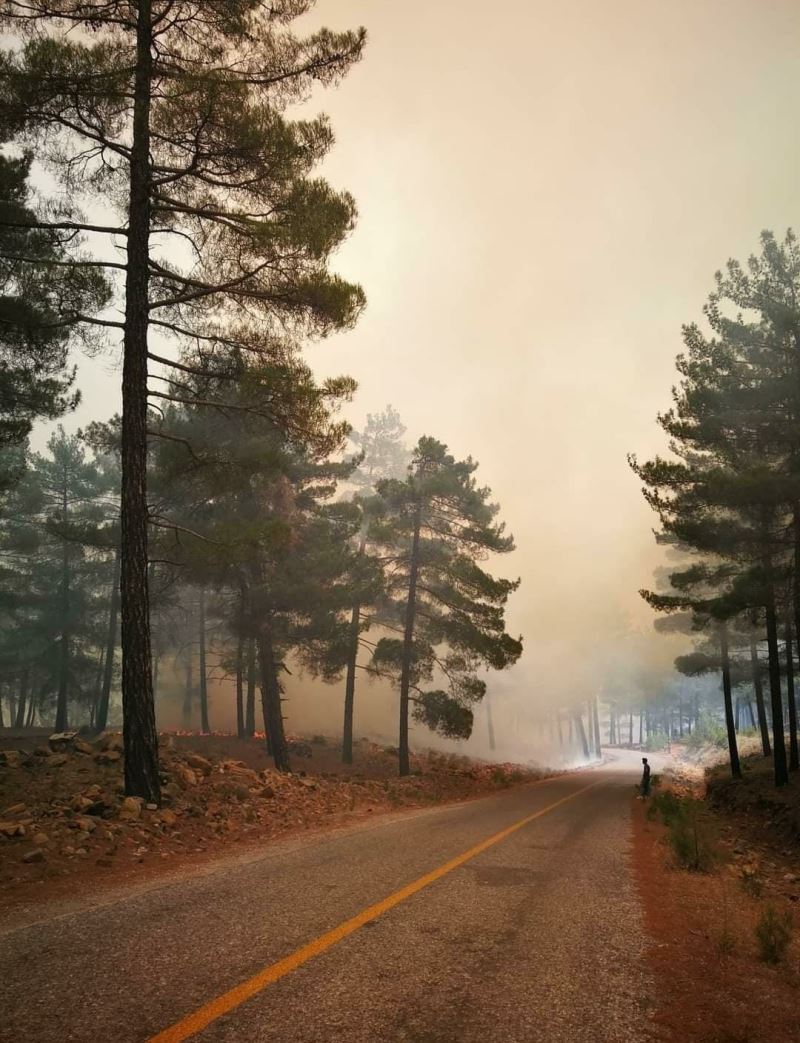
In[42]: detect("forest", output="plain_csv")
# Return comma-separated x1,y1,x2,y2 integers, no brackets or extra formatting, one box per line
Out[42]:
631,232,800,789
0,2,523,803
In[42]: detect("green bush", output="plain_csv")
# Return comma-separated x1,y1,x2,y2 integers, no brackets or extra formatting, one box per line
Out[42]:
649,791,717,871
684,713,727,749
643,733,669,752
755,904,793,964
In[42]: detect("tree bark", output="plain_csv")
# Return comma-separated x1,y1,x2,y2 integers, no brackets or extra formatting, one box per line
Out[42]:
574,711,590,759
398,500,422,777
765,599,789,786
55,478,70,732
486,692,496,751
785,619,799,771
592,695,602,758
198,588,209,733
14,667,29,731
720,626,741,779
245,637,256,737
746,634,771,759
182,652,193,729
121,0,159,803
256,621,290,772
95,549,121,734
235,629,245,739
341,600,360,764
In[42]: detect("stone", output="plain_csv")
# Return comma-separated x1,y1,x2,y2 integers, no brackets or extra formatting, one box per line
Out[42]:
145,802,158,811
260,785,275,799
96,733,124,753
73,740,94,756
297,777,317,790
3,803,26,816
119,796,144,821
48,731,78,750
47,754,69,768
0,821,25,838
0,750,24,769
71,795,94,813
175,765,198,789
22,848,45,864
158,809,177,827
73,816,97,833
185,754,212,775
95,750,122,765
33,746,52,758
32,833,49,846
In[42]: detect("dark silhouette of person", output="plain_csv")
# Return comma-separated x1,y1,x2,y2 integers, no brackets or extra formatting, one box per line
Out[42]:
641,757,651,797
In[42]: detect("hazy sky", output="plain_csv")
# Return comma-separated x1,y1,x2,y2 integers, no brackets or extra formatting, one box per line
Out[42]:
60,0,800,727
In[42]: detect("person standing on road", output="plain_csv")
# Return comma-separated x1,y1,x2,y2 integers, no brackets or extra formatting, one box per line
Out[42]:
640,757,651,797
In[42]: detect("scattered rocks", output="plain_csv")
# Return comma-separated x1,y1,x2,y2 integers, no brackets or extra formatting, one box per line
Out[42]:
47,754,69,768
48,732,78,751
94,750,121,765
73,740,94,756
32,833,49,846
0,821,25,838
3,802,26,816
0,750,24,769
174,765,199,789
21,848,45,864
118,797,144,821
185,754,212,776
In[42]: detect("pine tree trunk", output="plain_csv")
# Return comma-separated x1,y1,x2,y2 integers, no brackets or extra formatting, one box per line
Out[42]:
592,695,602,758
734,696,740,733
765,599,789,786
55,480,70,732
341,600,360,764
198,588,209,733
256,622,290,772
245,637,256,737
398,501,422,777
720,626,741,779
784,619,799,771
14,667,29,730
574,711,590,759
486,693,496,751
556,712,563,746
120,0,159,803
182,653,193,729
95,549,121,735
638,711,643,746
236,629,245,739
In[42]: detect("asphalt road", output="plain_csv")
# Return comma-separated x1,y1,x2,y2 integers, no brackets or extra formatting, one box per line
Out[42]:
1,764,656,1043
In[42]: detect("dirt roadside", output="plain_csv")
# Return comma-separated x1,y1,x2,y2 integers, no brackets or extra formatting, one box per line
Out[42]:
0,729,549,914
632,753,800,1043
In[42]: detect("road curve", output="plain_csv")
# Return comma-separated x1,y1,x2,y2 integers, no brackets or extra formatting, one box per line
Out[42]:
0,765,656,1043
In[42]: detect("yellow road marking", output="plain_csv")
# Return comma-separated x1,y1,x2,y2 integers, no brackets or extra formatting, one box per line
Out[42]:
148,778,603,1043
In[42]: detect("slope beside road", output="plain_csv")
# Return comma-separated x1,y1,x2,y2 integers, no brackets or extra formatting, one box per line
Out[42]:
1,766,656,1043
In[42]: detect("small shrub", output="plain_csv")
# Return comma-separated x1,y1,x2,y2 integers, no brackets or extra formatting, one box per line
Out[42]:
311,735,327,746
490,766,511,787
755,904,793,964
648,789,683,826
739,864,764,899
717,926,736,956
655,795,717,872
